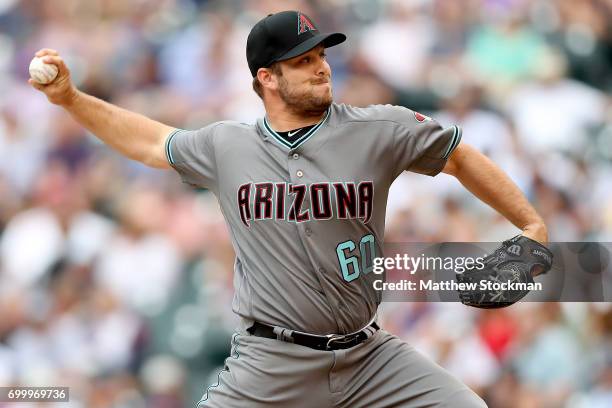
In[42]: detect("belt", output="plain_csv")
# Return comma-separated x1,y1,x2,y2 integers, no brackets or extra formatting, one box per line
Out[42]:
247,321,380,351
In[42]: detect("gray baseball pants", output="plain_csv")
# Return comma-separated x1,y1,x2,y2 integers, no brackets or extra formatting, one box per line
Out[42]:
196,324,487,408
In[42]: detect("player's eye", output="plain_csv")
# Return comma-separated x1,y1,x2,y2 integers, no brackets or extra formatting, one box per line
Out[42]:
301,57,310,63
320,52,327,59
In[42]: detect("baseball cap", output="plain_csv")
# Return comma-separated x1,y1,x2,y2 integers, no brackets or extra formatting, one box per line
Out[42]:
246,11,346,77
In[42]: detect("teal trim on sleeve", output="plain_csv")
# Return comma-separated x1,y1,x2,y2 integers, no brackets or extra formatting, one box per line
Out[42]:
165,129,182,165
442,125,462,159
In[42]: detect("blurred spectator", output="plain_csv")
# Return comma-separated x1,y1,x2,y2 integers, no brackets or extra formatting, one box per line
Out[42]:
506,48,607,154
359,0,433,90
512,304,582,405
94,186,182,316
466,4,548,96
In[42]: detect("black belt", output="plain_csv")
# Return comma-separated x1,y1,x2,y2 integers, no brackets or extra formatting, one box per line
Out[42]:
247,321,380,351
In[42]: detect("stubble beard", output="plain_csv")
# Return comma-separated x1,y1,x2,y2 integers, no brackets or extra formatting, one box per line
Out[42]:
278,76,333,116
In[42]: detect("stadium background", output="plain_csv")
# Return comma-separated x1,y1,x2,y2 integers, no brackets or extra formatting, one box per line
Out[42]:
0,0,610,406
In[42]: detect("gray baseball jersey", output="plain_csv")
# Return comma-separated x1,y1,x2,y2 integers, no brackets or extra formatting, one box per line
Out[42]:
166,102,461,335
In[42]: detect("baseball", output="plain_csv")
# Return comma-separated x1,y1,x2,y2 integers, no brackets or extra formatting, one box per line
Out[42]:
29,56,58,84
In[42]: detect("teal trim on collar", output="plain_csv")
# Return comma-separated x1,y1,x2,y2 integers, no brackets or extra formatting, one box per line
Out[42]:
263,108,330,150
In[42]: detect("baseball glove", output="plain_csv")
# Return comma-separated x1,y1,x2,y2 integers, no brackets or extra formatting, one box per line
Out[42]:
456,235,553,308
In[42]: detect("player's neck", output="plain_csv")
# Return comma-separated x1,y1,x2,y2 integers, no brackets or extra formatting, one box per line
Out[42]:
265,107,327,132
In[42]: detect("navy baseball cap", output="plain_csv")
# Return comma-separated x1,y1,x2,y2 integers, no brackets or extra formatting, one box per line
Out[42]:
246,11,346,77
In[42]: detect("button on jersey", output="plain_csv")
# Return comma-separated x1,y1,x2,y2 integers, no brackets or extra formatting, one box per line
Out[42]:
166,103,462,334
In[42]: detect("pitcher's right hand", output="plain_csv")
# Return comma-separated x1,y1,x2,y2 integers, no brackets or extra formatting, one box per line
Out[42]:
29,49,78,106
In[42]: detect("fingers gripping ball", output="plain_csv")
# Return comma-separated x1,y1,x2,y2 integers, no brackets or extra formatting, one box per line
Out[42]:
456,235,553,308
29,56,59,84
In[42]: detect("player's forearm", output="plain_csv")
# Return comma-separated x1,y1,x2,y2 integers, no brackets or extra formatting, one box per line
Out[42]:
28,49,173,168
443,144,548,243
63,90,173,168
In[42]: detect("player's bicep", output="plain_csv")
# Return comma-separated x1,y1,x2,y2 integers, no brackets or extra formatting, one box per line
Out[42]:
395,121,462,177
164,125,218,188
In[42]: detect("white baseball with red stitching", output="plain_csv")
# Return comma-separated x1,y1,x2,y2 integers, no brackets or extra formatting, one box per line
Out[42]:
29,56,58,84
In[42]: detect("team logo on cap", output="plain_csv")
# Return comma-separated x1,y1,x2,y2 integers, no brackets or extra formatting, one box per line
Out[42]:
298,12,316,35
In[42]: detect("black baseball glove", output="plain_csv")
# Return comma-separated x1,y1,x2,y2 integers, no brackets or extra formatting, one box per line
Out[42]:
456,235,553,308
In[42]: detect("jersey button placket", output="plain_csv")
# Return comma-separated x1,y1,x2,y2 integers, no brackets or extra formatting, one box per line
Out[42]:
287,149,303,182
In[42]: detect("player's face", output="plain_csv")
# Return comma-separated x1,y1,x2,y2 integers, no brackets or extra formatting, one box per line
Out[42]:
276,45,333,115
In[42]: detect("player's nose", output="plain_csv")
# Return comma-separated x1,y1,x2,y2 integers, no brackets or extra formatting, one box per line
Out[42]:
315,60,331,78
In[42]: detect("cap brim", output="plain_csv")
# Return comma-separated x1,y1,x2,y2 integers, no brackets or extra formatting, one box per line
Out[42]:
275,32,346,62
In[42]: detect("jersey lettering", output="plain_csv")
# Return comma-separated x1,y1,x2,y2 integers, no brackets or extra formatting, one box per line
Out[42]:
333,183,357,219
237,183,252,227
254,182,273,219
275,182,286,220
358,182,374,224
288,184,310,222
311,183,332,219
237,181,374,226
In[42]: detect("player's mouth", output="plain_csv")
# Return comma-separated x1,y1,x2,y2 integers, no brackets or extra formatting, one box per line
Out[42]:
313,82,330,89
311,78,330,85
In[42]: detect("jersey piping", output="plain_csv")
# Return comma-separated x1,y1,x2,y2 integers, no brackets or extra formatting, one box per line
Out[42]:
165,128,184,165
442,125,462,159
262,108,330,150
196,333,241,406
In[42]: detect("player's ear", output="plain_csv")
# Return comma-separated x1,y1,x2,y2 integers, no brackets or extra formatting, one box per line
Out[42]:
257,67,279,92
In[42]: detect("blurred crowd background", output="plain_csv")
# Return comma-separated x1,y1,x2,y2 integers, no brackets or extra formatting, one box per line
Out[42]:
0,0,611,407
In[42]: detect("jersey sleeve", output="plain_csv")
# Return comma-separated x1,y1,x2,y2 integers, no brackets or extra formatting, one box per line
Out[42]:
389,107,462,176
164,124,218,189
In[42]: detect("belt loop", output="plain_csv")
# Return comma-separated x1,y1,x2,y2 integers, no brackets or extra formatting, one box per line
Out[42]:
272,326,283,340
273,326,295,343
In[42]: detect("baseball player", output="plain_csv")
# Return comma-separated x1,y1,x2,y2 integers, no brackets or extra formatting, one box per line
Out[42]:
31,10,548,408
